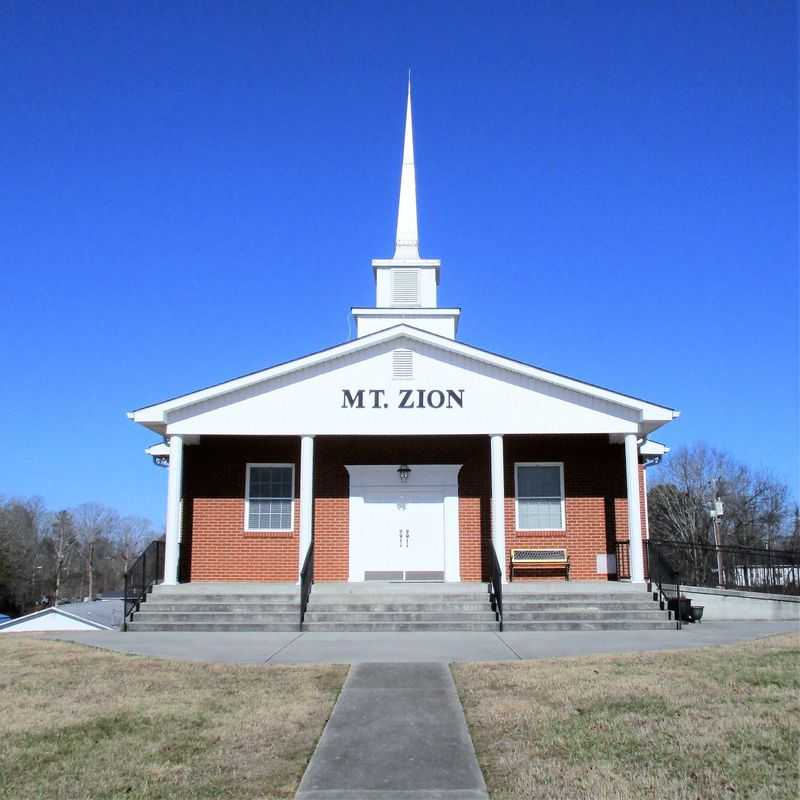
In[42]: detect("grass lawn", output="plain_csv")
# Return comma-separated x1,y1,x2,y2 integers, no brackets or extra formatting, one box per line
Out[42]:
454,633,800,800
0,636,347,800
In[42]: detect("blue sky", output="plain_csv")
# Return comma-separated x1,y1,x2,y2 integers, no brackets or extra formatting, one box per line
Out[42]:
1,2,797,526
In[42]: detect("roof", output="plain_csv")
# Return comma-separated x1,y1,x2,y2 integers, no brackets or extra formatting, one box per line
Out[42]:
640,439,670,457
0,600,122,632
129,324,678,434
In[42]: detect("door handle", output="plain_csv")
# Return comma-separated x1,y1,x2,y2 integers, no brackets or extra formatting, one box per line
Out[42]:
405,529,410,547
399,529,403,547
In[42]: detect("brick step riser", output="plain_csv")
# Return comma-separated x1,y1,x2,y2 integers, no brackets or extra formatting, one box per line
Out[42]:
127,622,299,632
133,613,299,623
142,603,300,613
501,621,676,631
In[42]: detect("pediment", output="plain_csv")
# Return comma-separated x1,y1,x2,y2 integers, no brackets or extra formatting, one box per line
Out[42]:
131,327,674,437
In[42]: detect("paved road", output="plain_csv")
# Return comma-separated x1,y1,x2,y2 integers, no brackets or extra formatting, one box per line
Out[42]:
295,663,488,800
45,620,798,664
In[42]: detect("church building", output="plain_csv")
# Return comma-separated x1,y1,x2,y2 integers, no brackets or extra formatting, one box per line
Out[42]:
129,82,677,590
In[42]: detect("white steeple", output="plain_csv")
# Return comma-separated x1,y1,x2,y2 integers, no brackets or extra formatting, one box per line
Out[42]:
394,77,420,259
352,78,460,340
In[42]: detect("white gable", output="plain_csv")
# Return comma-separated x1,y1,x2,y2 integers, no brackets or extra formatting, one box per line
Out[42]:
0,608,110,633
149,333,669,437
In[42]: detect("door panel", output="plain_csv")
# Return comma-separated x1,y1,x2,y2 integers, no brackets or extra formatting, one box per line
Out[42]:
356,491,445,581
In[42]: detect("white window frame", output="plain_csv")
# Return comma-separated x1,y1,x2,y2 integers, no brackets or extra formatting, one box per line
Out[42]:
514,462,566,532
244,463,295,532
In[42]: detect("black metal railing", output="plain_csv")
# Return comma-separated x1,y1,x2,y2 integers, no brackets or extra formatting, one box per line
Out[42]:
489,547,504,631
123,539,165,629
650,539,800,596
616,540,631,580
647,540,681,630
300,542,314,628
615,539,651,581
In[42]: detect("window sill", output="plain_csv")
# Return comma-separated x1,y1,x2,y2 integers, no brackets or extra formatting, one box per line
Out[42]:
514,528,566,534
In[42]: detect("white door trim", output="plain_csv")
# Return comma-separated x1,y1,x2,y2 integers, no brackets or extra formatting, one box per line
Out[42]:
345,464,462,582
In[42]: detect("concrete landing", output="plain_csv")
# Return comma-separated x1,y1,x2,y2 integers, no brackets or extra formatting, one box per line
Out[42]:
295,662,488,800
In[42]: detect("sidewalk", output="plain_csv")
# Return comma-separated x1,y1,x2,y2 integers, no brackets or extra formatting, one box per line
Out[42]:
295,662,488,800
45,620,798,664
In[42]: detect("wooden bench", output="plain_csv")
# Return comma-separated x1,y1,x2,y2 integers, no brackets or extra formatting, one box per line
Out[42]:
510,548,570,582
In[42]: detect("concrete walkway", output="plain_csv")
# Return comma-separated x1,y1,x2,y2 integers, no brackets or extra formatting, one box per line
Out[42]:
44,620,798,664
295,662,488,800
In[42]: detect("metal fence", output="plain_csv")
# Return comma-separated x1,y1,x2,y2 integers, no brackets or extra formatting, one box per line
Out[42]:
123,539,165,628
649,539,800,596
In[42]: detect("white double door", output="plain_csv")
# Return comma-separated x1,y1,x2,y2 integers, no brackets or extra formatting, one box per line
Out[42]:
359,491,445,581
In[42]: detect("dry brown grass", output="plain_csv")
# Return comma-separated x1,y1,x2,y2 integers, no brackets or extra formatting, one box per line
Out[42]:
0,636,347,800
453,633,800,800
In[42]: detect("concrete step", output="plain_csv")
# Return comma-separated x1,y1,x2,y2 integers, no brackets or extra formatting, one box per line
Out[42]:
133,612,299,623
309,593,491,604
141,602,300,613
303,611,497,623
501,592,653,602
145,594,298,604
502,601,658,612
502,610,667,621
127,622,299,632
302,621,500,632
501,620,676,631
306,602,492,613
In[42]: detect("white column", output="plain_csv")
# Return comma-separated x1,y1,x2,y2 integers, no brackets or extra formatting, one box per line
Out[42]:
624,433,645,583
163,434,183,586
490,434,507,583
298,435,315,580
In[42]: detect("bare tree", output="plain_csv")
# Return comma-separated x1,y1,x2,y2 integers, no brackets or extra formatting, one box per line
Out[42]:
0,497,49,613
115,516,154,575
73,503,119,600
648,443,793,549
49,510,77,606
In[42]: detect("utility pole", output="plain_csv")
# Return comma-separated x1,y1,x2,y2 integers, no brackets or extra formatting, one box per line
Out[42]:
87,540,94,600
710,497,725,588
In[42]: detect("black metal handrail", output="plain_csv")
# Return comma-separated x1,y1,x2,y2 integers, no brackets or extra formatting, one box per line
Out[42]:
616,540,631,580
615,539,650,581
123,539,165,630
647,540,681,630
650,539,800,596
299,541,314,629
489,547,504,631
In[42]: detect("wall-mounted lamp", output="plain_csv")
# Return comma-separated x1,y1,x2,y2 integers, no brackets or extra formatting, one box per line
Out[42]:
397,464,411,483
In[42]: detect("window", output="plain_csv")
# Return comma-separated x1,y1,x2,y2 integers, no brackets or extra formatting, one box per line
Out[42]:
245,464,294,531
515,463,565,530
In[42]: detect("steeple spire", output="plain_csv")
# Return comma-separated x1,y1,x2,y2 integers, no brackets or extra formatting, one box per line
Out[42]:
357,77,459,340
394,76,420,259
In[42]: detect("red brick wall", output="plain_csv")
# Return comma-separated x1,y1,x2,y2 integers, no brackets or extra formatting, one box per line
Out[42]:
503,435,627,581
180,434,633,584
180,437,300,581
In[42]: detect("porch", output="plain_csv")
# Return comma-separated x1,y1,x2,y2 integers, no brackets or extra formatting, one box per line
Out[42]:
161,433,650,588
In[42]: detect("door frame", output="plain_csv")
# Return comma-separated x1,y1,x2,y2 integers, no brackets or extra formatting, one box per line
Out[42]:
345,464,462,582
